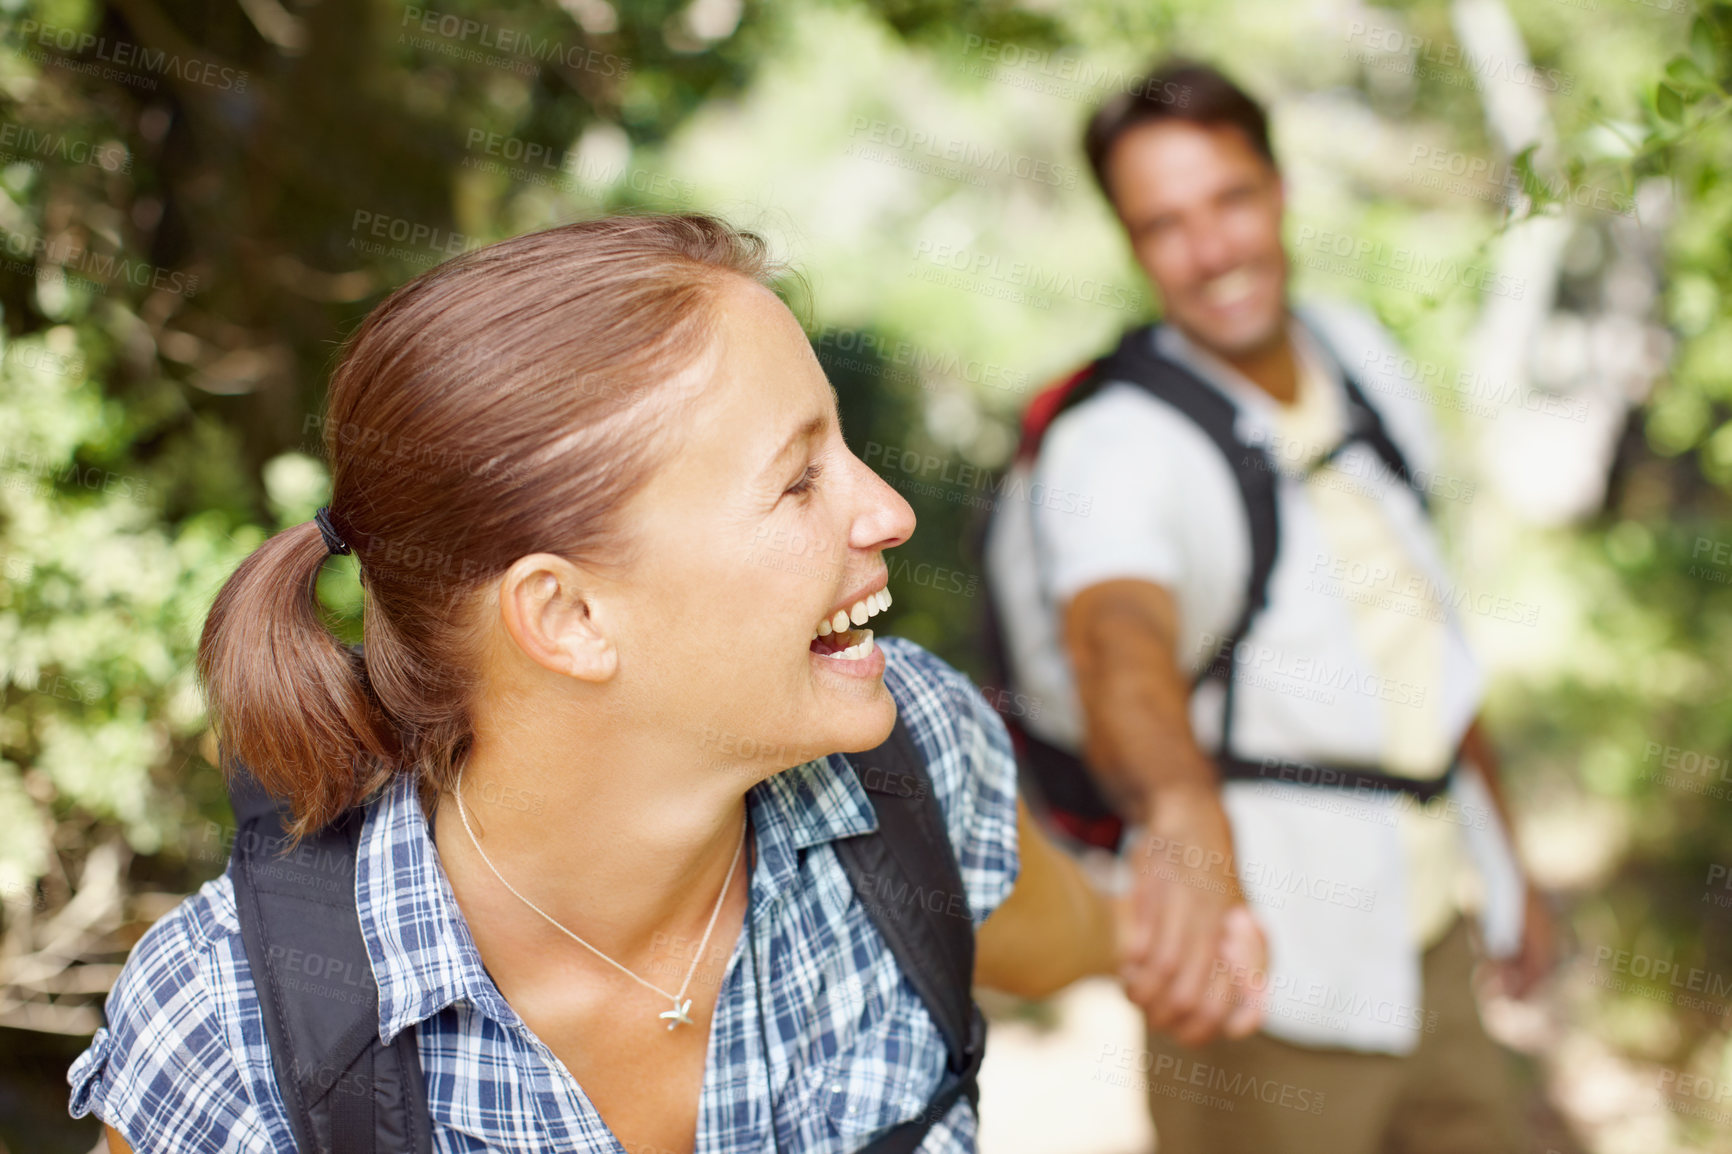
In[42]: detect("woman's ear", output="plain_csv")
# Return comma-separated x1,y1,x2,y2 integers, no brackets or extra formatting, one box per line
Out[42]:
494,553,619,683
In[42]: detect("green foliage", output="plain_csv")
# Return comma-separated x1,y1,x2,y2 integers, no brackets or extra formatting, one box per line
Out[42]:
0,0,1729,1145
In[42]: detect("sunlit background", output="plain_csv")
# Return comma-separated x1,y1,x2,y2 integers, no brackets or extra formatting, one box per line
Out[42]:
0,0,1727,1150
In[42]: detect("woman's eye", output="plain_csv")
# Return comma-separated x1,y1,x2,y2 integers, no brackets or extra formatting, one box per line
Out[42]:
785,461,823,497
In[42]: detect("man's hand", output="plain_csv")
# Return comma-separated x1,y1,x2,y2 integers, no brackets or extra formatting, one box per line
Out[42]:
1118,785,1265,1045
1491,884,1557,999
1215,903,1270,1038
1459,721,1556,999
1061,578,1270,1045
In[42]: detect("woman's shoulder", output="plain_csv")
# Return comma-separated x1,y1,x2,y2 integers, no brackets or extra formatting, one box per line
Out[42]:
68,872,291,1151
876,635,1021,927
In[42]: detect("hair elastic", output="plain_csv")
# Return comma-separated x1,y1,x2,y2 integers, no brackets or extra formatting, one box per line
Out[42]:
313,506,351,556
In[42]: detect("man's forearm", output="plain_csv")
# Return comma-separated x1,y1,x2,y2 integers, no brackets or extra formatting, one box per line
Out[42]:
1061,579,1260,1039
1461,716,1519,843
1062,579,1223,827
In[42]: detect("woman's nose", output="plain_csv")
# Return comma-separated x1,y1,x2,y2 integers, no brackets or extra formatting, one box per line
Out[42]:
851,458,917,552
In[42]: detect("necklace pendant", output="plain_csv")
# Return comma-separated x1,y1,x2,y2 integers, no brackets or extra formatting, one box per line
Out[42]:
659,997,694,1030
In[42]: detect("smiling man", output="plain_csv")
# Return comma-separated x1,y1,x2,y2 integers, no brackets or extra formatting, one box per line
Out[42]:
983,61,1554,1153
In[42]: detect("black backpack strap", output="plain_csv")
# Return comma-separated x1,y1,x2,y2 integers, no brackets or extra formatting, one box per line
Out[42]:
227,760,431,1154
1293,315,1429,515
976,511,1125,850
1213,754,1454,801
1335,372,1426,512
834,713,987,1153
1072,325,1280,714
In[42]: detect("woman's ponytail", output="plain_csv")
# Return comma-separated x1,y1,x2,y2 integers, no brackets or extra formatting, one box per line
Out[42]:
196,517,400,840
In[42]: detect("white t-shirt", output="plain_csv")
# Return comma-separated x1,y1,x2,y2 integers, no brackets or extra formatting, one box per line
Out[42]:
1022,304,1483,776
986,300,1524,1053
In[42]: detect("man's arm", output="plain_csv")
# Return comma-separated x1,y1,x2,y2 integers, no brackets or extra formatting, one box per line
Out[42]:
1062,577,1264,1045
1063,578,1220,824
1460,718,1514,838
1460,717,1555,996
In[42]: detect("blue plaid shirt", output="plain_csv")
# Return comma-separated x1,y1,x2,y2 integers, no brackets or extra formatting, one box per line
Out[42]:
69,636,1020,1153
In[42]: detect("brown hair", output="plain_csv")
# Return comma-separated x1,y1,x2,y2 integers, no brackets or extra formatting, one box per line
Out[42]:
197,214,777,839
1084,59,1275,203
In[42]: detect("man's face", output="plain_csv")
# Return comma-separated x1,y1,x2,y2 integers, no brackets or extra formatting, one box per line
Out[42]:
1105,120,1288,360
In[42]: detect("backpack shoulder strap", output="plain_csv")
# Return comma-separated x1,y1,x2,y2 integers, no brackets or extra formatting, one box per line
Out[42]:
227,760,431,1154
1336,370,1429,514
1294,314,1429,514
833,713,986,1154
1072,326,1281,687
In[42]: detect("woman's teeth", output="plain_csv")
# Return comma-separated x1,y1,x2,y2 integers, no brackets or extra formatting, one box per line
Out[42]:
819,632,876,661
810,587,891,659
813,587,891,638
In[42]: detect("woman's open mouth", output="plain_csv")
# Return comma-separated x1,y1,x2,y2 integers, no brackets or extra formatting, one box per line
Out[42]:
809,586,891,661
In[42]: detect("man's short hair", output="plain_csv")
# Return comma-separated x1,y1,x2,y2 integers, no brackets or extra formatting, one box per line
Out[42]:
1084,60,1275,202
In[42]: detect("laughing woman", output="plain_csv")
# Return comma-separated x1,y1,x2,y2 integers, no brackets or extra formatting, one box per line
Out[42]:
66,216,1224,1154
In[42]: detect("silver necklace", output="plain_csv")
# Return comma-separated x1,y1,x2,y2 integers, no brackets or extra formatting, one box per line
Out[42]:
451,768,746,1031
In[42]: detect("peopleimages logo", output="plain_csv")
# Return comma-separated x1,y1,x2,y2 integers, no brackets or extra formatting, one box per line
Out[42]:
958,35,1194,107
1305,551,1540,627
811,325,1028,393
1658,1069,1732,1125
1357,348,1590,424
399,6,632,77
1194,631,1430,708
15,20,249,91
1690,536,1732,588
1591,945,1732,1005
863,440,1093,516
1291,225,1525,300
1639,740,1732,801
1094,1044,1327,1113
1138,834,1377,912
0,124,129,173
1343,21,1572,94
349,210,476,258
910,240,1147,313
0,231,199,295
847,118,1080,189
1404,144,1635,218
1203,963,1438,1034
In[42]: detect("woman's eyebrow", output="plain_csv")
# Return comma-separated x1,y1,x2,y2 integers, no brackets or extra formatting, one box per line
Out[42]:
761,412,826,477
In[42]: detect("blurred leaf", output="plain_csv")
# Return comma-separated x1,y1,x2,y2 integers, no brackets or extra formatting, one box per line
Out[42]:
1665,56,1711,93
1657,83,1686,123
1690,16,1719,75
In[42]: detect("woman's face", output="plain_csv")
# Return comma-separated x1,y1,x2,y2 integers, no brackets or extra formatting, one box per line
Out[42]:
607,276,916,772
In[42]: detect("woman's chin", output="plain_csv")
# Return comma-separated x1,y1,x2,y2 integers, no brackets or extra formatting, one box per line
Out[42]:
801,673,897,755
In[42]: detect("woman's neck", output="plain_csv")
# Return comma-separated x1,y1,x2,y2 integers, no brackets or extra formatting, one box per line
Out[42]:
430,725,755,976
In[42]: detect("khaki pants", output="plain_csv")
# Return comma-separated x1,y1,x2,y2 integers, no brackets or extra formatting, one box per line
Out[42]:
1143,918,1527,1154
